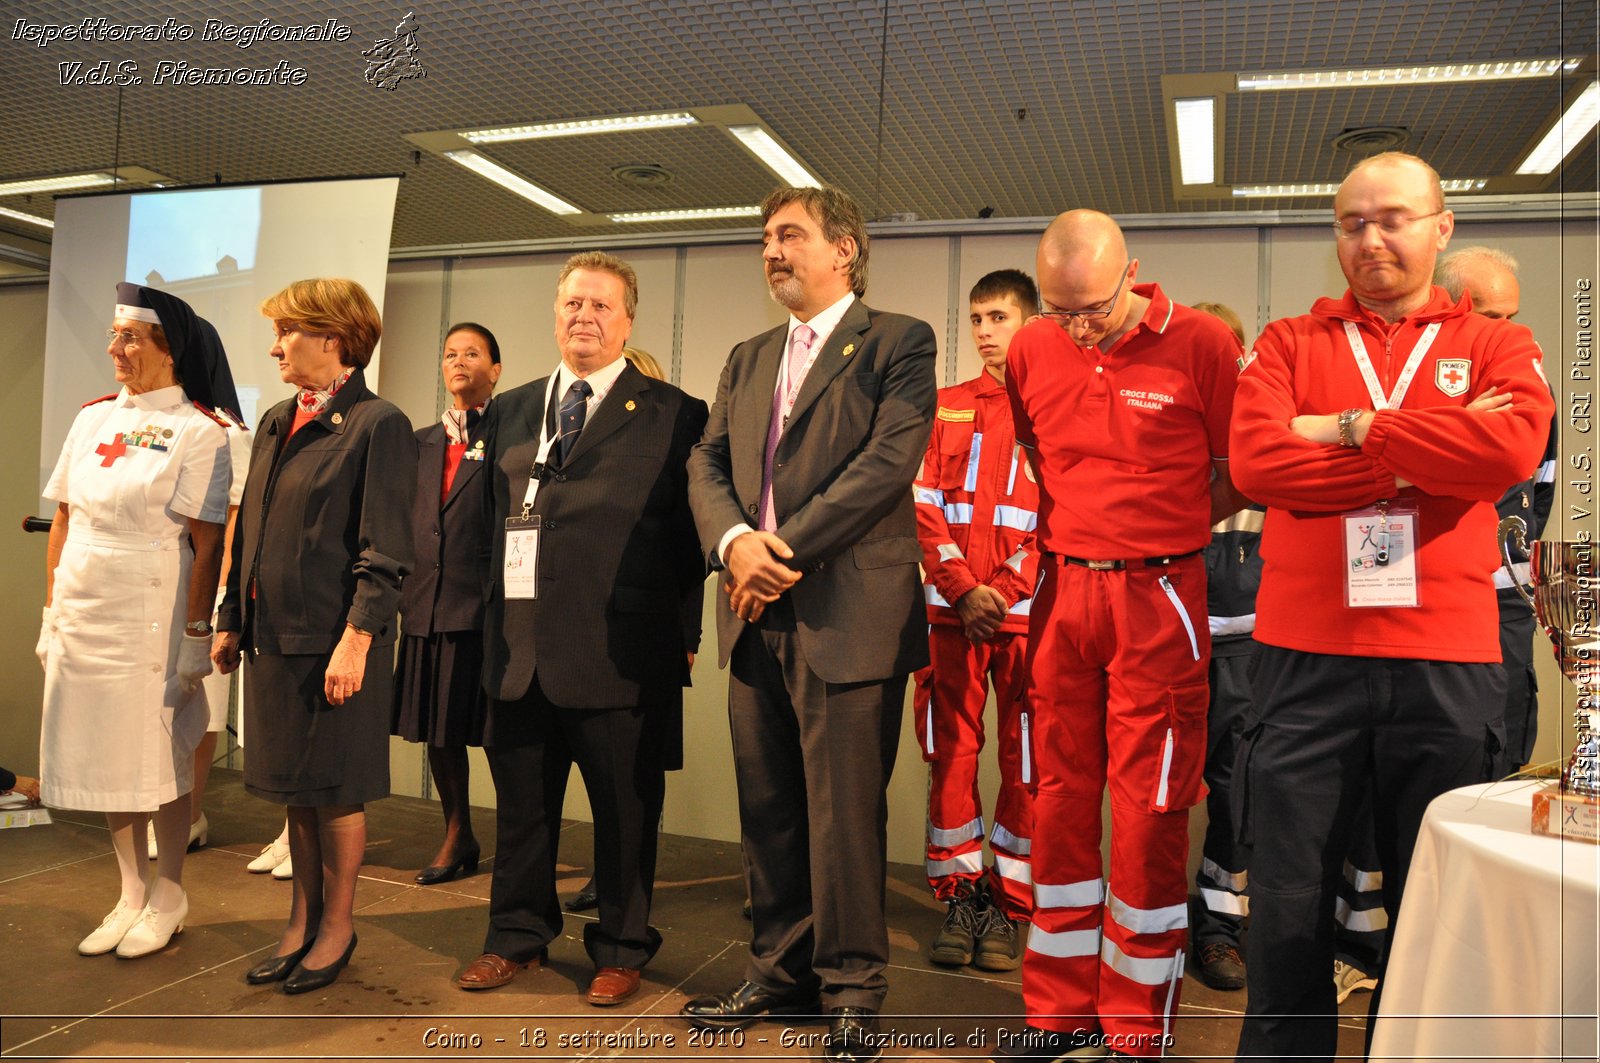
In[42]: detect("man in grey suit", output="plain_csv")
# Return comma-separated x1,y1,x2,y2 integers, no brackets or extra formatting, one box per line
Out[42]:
683,186,937,1063
456,252,707,1007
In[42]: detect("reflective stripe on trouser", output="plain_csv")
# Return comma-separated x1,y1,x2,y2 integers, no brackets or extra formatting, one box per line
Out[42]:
1020,555,1208,1054
1334,790,1387,965
916,626,1035,916
1194,649,1255,946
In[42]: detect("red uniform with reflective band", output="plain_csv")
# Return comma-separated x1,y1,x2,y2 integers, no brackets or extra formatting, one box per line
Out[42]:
1005,283,1238,1053
1006,283,1239,558
912,372,1040,915
1231,287,1555,662
915,372,1041,631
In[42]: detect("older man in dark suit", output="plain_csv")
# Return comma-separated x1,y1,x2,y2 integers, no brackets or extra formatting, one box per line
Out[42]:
683,186,938,1063
455,252,707,1007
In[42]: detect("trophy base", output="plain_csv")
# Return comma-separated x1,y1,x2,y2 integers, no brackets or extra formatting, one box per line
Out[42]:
1531,783,1600,844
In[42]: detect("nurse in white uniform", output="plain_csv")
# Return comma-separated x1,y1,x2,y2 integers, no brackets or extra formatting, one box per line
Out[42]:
38,282,236,959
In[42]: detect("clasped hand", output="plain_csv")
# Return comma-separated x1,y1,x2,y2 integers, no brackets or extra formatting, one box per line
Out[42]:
724,530,801,623
955,584,1008,643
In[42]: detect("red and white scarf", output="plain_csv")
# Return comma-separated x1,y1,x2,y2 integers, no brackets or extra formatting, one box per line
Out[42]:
296,367,354,416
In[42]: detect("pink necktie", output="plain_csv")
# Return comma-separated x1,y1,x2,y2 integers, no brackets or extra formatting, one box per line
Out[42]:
759,323,816,531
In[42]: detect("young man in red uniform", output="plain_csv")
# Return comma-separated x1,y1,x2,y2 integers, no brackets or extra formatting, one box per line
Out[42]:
997,211,1244,1062
1230,153,1554,1063
914,269,1041,972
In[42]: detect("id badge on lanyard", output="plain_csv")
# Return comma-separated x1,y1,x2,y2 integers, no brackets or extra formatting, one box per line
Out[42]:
503,374,561,601
1343,500,1420,608
503,513,541,600
1336,321,1437,609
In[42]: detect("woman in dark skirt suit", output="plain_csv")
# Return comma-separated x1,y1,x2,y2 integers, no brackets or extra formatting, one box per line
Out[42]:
392,322,501,885
214,278,416,994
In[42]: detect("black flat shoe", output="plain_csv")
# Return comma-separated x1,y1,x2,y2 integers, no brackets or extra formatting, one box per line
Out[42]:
416,847,480,886
246,937,316,985
282,934,357,995
564,876,599,911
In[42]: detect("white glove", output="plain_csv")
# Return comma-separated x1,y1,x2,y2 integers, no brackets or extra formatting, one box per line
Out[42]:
177,633,214,693
35,606,54,668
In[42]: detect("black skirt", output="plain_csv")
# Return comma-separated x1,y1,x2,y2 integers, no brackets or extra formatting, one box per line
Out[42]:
391,631,488,748
242,643,393,806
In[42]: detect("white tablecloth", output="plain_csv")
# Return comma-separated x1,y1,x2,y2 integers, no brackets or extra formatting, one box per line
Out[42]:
1371,781,1600,1062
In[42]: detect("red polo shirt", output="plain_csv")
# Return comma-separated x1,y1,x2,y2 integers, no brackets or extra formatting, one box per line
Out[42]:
1006,283,1240,558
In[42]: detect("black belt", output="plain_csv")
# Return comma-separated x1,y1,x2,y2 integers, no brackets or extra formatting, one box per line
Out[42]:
1057,548,1202,571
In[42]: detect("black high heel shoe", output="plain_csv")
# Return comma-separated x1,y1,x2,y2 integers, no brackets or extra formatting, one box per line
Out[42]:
282,934,357,995
415,846,480,886
246,937,316,984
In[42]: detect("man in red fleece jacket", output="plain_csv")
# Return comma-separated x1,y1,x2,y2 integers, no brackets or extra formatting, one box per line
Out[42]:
1229,152,1555,1063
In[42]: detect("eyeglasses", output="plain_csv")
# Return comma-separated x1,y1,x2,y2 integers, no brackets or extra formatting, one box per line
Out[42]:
1333,210,1444,239
1038,260,1132,323
105,329,145,346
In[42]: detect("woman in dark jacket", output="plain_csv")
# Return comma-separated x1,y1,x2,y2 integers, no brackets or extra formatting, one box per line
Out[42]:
214,278,416,994
392,322,500,885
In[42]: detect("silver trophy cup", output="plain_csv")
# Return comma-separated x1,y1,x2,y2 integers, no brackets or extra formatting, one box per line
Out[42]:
1499,516,1599,797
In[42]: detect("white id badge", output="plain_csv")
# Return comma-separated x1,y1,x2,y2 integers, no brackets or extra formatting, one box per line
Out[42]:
503,515,541,600
1342,502,1420,608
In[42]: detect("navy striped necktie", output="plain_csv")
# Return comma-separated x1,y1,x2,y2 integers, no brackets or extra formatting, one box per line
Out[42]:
557,379,592,464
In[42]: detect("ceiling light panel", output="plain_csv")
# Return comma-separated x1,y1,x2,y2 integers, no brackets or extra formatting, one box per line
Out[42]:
464,111,699,144
1517,81,1600,174
727,125,821,188
1174,98,1216,184
609,206,761,224
0,205,53,229
1239,58,1580,91
0,172,117,196
442,150,581,215
1231,178,1488,197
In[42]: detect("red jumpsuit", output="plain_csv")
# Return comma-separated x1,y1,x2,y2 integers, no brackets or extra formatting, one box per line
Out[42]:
913,372,1041,918
1006,284,1240,1056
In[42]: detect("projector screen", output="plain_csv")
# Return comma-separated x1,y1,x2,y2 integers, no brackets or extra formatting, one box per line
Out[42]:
39,176,399,491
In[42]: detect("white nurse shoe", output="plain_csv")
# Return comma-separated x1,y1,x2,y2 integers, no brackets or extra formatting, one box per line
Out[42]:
115,891,188,958
78,898,144,955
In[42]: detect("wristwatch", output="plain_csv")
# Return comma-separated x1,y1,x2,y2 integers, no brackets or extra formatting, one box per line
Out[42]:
1337,408,1364,448
185,619,213,636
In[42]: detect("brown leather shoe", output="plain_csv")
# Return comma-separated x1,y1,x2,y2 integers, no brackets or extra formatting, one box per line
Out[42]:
455,950,545,991
585,965,641,1006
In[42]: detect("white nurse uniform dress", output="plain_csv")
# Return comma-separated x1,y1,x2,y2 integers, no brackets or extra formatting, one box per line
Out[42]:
40,384,230,811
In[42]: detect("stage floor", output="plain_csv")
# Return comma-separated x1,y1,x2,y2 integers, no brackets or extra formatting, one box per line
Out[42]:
1,770,1372,1061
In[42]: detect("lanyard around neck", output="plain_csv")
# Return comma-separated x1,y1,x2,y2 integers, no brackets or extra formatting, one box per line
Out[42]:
1341,320,1441,410
520,373,563,516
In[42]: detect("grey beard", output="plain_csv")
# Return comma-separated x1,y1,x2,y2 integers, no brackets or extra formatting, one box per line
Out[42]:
767,274,803,309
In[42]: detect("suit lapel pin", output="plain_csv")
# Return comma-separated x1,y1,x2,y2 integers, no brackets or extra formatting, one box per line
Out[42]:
331,412,343,425
842,343,856,358
625,399,637,411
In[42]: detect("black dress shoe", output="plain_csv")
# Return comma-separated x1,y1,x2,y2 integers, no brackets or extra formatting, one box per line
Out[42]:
282,934,357,995
565,876,598,911
824,1007,881,1063
680,979,822,1030
416,847,481,886
246,937,315,985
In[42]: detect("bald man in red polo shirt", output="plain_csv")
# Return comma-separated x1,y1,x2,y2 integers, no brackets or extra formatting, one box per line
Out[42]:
995,211,1243,1062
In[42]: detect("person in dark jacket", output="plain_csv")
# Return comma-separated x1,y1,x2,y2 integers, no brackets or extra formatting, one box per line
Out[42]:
215,278,417,995
392,322,502,886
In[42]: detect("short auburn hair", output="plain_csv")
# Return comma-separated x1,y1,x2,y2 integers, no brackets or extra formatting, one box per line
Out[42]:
260,278,382,368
